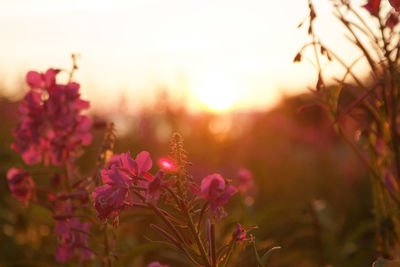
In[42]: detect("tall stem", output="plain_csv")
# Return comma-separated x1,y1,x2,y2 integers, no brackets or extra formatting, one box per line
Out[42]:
103,225,112,267
183,201,211,267
211,223,216,267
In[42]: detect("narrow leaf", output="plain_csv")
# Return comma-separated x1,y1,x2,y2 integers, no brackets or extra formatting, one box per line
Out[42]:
261,246,281,265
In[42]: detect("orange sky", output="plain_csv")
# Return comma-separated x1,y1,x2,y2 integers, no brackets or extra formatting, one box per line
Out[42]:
0,0,373,113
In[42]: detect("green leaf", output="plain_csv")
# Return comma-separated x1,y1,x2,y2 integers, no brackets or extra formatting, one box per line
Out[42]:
252,241,263,266
373,258,400,267
260,246,281,265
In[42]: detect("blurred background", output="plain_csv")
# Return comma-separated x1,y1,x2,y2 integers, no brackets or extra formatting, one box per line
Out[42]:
0,0,379,266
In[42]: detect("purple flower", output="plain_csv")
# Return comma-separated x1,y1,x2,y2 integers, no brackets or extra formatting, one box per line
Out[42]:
53,201,92,262
55,218,92,262
93,151,153,220
146,170,172,203
198,174,237,220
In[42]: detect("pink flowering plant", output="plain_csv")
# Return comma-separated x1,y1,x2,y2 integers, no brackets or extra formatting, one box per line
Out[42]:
6,57,279,266
296,0,400,263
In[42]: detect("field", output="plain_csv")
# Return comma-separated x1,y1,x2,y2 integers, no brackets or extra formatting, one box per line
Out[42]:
1,0,400,266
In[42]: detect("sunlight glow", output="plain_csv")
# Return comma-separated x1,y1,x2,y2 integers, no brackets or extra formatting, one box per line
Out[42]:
0,0,368,113
193,74,240,113
159,158,177,172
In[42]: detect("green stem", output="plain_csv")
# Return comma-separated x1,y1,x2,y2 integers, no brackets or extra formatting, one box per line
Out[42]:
183,202,211,267
220,241,235,267
103,225,112,267
211,223,216,267
131,190,186,244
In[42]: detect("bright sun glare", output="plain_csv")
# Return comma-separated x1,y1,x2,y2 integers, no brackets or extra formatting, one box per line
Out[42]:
193,74,240,112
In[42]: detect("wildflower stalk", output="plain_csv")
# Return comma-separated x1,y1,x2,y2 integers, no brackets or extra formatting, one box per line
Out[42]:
197,201,209,232
298,0,400,257
174,173,211,266
131,190,186,244
335,8,378,76
169,133,212,266
337,127,400,208
150,224,201,266
378,16,400,182
182,198,211,267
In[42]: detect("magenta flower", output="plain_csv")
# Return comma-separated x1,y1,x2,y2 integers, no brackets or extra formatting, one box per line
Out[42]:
101,151,153,184
363,0,380,16
6,168,35,206
389,0,400,11
232,224,249,243
12,68,92,166
55,218,92,262
53,201,92,262
148,262,170,267
198,174,237,220
93,151,153,220
92,168,133,221
146,170,173,203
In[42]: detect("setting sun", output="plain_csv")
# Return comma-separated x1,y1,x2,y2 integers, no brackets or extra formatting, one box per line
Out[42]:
193,74,241,112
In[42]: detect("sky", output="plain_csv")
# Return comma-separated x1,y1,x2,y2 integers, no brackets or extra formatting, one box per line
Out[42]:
0,0,373,114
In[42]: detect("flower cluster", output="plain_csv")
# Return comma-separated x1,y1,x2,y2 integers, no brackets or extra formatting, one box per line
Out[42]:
11,68,92,166
93,152,238,222
90,145,253,266
6,68,268,266
6,67,94,263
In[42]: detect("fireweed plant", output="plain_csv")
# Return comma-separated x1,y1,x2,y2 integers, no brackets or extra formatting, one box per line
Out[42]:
6,63,279,266
295,0,400,263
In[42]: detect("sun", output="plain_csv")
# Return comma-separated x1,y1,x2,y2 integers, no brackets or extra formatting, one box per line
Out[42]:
193,74,240,112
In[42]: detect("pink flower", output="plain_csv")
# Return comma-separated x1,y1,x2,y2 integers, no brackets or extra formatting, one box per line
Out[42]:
6,168,35,206
55,218,92,262
363,0,380,16
93,151,153,220
389,0,400,11
12,68,92,166
92,168,132,221
146,170,173,203
148,262,170,267
232,223,253,244
26,68,57,89
232,224,249,243
198,174,237,220
101,151,153,183
52,201,92,262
